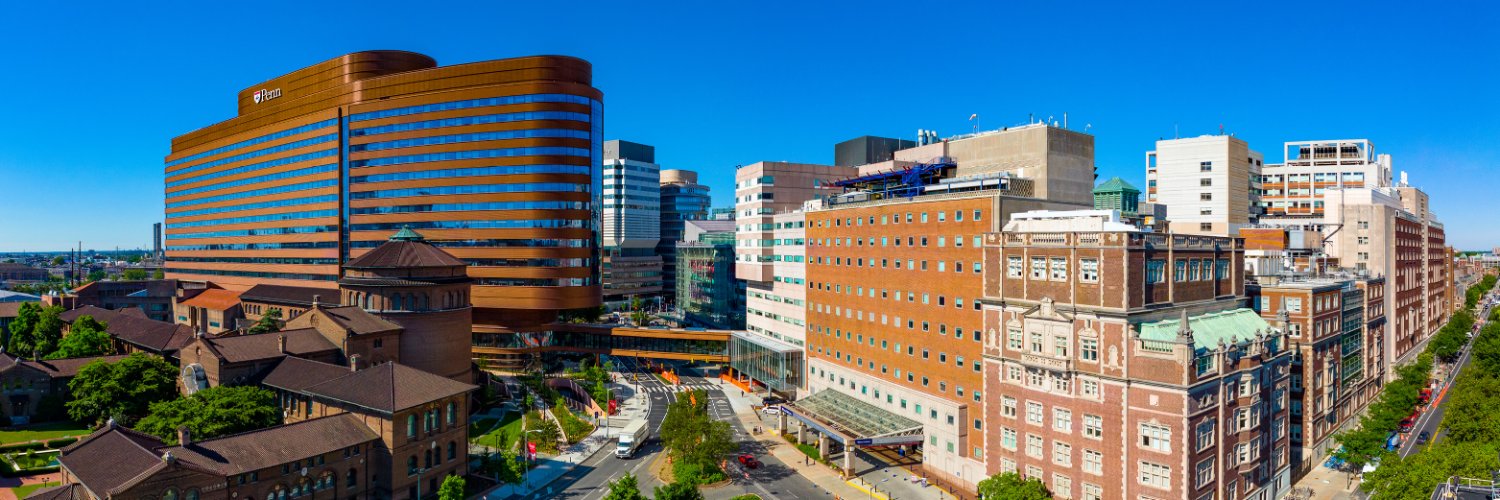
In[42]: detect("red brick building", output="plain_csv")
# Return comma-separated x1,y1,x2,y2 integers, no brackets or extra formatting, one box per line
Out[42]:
982,211,1292,500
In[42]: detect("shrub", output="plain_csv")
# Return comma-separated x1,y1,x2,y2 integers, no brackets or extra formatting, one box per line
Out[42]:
44,437,77,449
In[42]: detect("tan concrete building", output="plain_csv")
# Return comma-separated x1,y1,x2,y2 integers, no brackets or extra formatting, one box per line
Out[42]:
734,162,857,283
1258,139,1392,231
1145,135,1263,236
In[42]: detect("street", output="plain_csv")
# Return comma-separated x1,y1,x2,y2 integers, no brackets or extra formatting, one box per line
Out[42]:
1400,300,1491,458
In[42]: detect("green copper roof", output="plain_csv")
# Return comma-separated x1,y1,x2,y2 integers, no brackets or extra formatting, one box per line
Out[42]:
1137,309,1273,350
389,226,425,242
1093,176,1140,194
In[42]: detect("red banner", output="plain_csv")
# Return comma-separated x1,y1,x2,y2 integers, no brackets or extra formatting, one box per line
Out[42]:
608,399,618,415
527,442,536,455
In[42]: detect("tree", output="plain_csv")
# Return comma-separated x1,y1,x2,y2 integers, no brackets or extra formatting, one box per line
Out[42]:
47,315,113,359
248,309,283,335
1440,372,1500,443
126,254,142,264
151,269,165,280
4,302,41,354
652,480,704,500
603,472,647,500
122,269,148,281
495,448,525,485
658,390,734,483
50,256,64,266
135,386,282,444
976,472,1052,500
437,475,465,500
86,270,107,283
66,353,177,425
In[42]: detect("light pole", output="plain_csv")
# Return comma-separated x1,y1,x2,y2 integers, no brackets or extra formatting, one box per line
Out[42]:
523,429,543,489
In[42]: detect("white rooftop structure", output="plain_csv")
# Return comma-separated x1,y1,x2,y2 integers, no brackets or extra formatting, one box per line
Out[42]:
1004,209,1141,233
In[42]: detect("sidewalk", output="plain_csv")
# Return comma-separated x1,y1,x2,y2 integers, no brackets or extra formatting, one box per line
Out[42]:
480,379,648,499
716,379,957,500
1293,464,1362,500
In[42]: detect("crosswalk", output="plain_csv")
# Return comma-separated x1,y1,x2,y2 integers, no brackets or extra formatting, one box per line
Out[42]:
638,383,721,394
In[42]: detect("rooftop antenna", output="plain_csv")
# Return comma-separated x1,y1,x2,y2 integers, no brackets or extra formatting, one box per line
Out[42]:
969,114,979,134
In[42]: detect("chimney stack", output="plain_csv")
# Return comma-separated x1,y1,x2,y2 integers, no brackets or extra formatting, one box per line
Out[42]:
348,354,361,372
277,334,287,354
177,426,192,446
313,295,322,308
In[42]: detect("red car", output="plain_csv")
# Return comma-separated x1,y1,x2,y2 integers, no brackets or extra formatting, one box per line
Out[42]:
737,454,761,469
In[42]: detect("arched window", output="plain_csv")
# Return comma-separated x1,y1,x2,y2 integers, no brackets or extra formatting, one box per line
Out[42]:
162,488,179,500
407,456,418,475
347,468,358,488
423,449,432,469
185,490,199,500
447,402,456,426
448,441,457,460
407,414,416,438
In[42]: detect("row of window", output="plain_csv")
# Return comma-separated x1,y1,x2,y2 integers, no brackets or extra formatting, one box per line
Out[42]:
167,119,338,168
349,93,592,122
167,224,337,240
168,241,339,251
351,128,589,152
1005,256,1101,282
167,137,337,186
819,209,982,227
814,234,984,249
165,209,336,229
349,146,589,168
1142,258,1231,284
168,194,337,219
348,182,588,200
351,110,589,136
169,257,339,265
169,164,337,198
349,201,587,215
349,164,591,184
348,219,586,232
164,268,337,281
348,238,589,249
166,179,336,209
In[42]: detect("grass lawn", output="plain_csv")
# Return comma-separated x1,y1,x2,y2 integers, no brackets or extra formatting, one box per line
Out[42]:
0,422,91,446
469,412,523,452
11,483,53,498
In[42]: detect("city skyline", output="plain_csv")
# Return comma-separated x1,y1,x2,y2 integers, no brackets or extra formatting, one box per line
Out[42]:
1,1,1497,251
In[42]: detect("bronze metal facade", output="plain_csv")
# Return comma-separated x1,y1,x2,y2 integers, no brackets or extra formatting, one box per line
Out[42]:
164,51,602,339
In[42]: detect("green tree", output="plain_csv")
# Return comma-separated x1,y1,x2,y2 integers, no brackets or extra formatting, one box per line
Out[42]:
976,472,1052,500
86,270,107,283
495,448,525,485
50,256,64,266
5,302,41,354
47,315,114,359
652,480,705,500
151,269,165,280
603,472,647,500
657,390,734,483
135,386,282,444
126,254,142,264
437,475,465,500
247,309,283,335
1440,372,1500,443
122,269,148,281
66,353,177,425
1362,440,1500,499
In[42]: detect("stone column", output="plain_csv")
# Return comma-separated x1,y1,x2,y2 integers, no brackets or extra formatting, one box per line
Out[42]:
777,411,787,434
843,444,853,478
796,422,807,445
818,434,829,463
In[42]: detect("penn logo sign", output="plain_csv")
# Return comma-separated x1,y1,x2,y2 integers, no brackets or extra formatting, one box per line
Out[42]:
252,88,283,104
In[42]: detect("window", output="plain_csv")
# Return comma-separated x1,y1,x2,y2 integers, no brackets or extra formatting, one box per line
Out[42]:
406,415,417,438
1200,222,1213,232
1031,257,1046,279
1027,434,1044,458
1174,260,1187,282
1084,414,1102,439
1008,328,1023,350
1080,258,1099,282
1195,419,1216,450
1081,338,1098,362
1286,297,1303,312
1003,397,1018,418
1140,423,1171,452
1083,449,1103,474
1007,256,1023,278
1054,408,1073,432
1139,461,1171,489
447,402,456,426
1081,378,1099,398
1054,335,1070,357
1200,161,1213,172
1054,441,1072,465
1083,484,1102,500
1146,260,1165,283
1196,458,1215,487
1050,258,1068,281
1030,333,1043,353
1200,192,1212,201
1026,402,1044,424
1200,178,1212,186
1002,427,1018,449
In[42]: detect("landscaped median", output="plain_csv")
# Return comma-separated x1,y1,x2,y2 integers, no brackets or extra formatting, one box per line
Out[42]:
1340,310,1500,499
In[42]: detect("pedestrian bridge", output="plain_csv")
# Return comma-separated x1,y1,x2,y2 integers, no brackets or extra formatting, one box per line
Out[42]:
471,323,731,364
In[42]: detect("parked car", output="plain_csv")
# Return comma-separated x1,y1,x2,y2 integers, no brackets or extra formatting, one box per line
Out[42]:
738,454,762,469
1416,431,1431,445
762,405,784,415
761,396,786,406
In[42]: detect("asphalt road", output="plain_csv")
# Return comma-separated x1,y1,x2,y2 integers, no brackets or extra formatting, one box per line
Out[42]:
549,357,675,500
1400,301,1491,458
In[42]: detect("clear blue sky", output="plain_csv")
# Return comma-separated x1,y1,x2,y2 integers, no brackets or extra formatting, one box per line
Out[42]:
1,1,1496,251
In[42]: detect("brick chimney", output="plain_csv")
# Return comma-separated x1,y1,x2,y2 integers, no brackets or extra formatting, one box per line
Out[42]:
348,354,361,372
277,334,287,354
177,426,192,446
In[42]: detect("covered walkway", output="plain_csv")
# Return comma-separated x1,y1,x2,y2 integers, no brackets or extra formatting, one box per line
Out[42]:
775,389,923,477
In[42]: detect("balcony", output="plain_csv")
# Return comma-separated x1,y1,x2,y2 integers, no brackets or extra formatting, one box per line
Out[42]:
1020,353,1073,371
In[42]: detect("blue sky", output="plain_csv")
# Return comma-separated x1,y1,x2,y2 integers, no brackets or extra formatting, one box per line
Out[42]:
1,1,1496,251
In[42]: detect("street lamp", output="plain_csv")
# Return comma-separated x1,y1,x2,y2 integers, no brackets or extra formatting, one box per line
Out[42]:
523,429,544,488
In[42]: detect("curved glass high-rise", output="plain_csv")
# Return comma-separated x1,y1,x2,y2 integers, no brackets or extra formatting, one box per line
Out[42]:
164,51,602,358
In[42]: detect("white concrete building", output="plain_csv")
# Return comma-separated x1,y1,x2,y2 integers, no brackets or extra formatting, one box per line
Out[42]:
1259,139,1392,231
602,140,664,305
1145,135,1263,236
